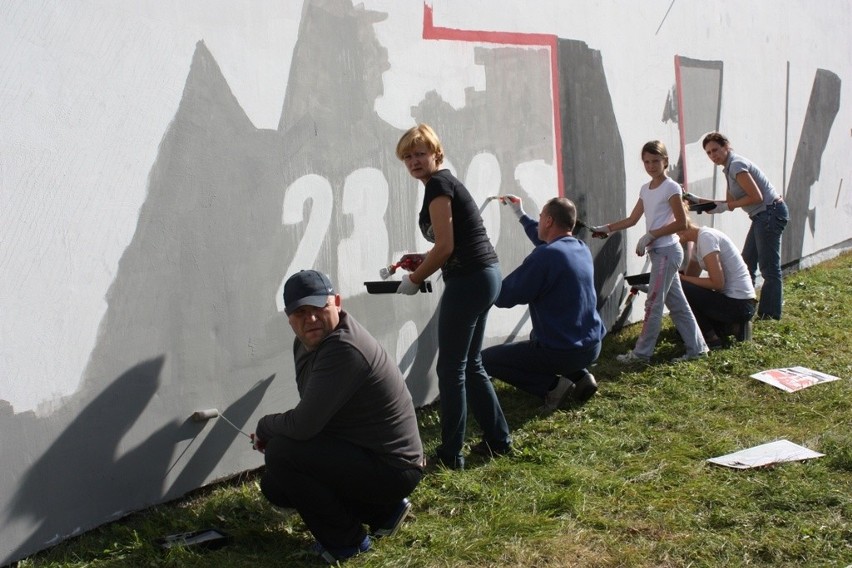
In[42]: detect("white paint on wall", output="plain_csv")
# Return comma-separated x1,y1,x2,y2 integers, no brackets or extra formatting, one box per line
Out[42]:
2,0,850,417
0,0,301,413
368,0,486,129
337,168,391,298
1,2,851,563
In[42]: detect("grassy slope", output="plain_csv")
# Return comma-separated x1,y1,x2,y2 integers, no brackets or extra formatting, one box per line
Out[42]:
17,253,852,568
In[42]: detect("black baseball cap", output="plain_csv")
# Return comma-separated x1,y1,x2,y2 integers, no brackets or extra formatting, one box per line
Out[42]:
283,270,335,315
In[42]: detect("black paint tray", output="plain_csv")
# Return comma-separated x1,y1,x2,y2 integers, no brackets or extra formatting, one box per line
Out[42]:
156,528,231,550
625,273,650,286
365,280,433,294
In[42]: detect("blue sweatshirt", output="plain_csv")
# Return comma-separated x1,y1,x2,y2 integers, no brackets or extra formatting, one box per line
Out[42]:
496,215,606,350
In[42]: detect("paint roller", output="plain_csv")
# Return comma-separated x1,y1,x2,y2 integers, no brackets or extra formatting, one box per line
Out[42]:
487,195,605,237
379,253,426,280
191,408,251,439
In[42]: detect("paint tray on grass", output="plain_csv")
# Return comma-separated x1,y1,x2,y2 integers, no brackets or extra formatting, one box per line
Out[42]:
364,280,433,294
156,528,231,550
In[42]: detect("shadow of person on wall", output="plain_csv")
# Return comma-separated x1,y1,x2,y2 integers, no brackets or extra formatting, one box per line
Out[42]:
7,357,168,562
6,358,274,564
166,374,275,494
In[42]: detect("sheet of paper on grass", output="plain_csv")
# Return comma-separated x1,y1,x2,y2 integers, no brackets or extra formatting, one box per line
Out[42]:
707,439,824,469
750,366,841,393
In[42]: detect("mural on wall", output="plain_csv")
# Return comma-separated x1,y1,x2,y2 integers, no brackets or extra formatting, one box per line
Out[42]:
1,0,848,564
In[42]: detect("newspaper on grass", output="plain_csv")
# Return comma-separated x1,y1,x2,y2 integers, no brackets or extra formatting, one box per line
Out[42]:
750,366,841,393
707,439,824,469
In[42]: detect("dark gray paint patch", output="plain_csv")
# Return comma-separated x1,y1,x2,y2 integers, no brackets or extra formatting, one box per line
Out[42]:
782,69,841,267
557,38,627,330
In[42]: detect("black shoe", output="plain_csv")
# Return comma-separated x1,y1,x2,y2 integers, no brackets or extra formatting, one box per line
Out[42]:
427,453,464,471
570,372,598,404
469,440,513,459
372,498,411,538
729,320,753,342
309,535,371,564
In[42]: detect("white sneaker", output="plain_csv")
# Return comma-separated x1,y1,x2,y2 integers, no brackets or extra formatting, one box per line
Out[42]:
616,351,650,364
671,351,708,363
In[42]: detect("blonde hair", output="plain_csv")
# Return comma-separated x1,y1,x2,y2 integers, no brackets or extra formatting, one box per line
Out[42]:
680,198,699,230
395,123,444,165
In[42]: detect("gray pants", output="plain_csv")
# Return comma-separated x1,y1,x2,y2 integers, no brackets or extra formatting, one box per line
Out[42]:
633,243,707,358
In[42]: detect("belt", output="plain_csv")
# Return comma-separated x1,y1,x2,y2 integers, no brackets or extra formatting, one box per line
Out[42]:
772,197,784,204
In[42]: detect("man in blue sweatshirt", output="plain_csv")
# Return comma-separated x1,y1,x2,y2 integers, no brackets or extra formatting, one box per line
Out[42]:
483,196,606,415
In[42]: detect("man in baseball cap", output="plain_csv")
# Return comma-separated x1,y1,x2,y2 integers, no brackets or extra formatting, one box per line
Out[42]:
253,270,424,563
283,269,336,315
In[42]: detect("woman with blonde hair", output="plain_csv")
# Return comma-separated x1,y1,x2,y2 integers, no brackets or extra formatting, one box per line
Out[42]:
394,123,510,470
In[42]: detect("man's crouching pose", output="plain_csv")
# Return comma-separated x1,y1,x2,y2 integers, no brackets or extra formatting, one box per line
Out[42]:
253,270,424,564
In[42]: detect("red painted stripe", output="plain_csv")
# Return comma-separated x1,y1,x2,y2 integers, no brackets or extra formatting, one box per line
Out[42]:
422,3,564,196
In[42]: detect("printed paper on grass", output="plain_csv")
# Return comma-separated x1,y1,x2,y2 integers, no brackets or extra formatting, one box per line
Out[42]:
750,366,841,393
708,439,825,469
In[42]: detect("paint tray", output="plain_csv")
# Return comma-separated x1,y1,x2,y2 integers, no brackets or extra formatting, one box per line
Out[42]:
625,273,650,286
689,202,716,213
156,528,231,550
364,280,433,294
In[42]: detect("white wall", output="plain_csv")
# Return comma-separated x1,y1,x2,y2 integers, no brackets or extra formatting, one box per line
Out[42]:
1,0,850,563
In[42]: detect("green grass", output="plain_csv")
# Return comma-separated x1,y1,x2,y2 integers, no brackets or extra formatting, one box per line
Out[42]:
17,253,852,567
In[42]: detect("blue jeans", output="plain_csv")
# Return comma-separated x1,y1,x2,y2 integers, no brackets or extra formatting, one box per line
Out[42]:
482,340,601,399
742,200,789,319
435,263,510,469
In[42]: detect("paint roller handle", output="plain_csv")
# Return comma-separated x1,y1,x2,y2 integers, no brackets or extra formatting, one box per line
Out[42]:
397,253,426,272
250,433,266,453
380,253,426,279
499,194,526,218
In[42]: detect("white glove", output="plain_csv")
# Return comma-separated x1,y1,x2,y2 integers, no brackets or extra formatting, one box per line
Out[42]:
682,192,701,205
708,201,730,214
635,232,655,256
396,274,420,295
589,224,610,236
501,194,526,218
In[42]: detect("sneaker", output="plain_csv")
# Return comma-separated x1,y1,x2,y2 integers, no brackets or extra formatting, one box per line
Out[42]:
570,372,598,404
427,453,464,471
538,376,574,414
310,535,371,564
372,498,411,538
616,351,650,364
670,351,708,363
469,440,513,458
